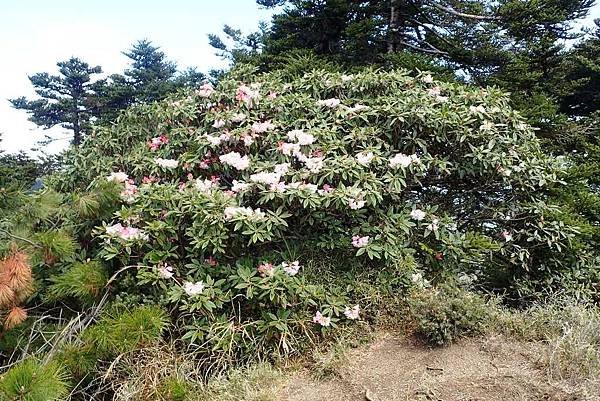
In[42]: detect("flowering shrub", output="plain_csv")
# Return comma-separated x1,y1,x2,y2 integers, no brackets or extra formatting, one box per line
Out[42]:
51,66,577,356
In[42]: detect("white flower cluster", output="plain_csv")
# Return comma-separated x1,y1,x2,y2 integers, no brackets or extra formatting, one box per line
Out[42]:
389,153,420,169
223,206,266,221
219,151,250,170
155,158,179,169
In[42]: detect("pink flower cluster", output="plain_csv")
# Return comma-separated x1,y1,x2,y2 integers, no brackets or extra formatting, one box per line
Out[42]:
236,84,260,105
344,305,360,320
352,235,369,248
148,135,169,150
257,262,275,278
196,83,215,97
106,223,148,241
313,311,331,327
121,180,139,203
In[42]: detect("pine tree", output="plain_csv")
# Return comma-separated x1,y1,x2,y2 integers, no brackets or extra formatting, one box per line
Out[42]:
9,58,102,145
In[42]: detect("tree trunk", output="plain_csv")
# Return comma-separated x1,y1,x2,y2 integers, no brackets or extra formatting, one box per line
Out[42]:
388,1,398,54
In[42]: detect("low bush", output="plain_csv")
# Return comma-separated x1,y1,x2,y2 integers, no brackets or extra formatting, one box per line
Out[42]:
408,285,492,346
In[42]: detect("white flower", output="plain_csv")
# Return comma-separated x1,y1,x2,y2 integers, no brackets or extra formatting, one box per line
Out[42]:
224,206,265,221
241,134,256,146
426,218,439,231
120,182,138,203
480,121,494,131
205,134,222,146
299,183,318,193
195,178,216,194
348,198,366,210
389,153,413,168
158,265,174,279
183,281,205,296
282,260,301,276
341,74,353,82
303,157,324,173
347,104,369,113
279,142,301,156
422,74,434,84
251,121,275,133
313,311,331,327
436,96,449,103
268,182,285,192
250,171,282,185
427,87,441,96
356,152,374,166
410,209,426,221
274,163,290,175
231,113,247,123
288,130,315,145
231,180,252,193
212,119,226,129
470,105,486,114
155,158,179,169
107,171,129,183
219,152,250,170
317,98,341,108
344,305,360,320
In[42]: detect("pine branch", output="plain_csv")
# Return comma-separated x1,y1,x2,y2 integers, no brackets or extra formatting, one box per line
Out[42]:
0,228,42,249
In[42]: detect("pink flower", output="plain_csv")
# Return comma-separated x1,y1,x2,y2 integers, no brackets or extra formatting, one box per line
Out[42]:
106,223,148,241
142,176,156,184
352,235,369,248
236,84,260,105
148,135,169,150
267,91,278,99
313,311,331,327
120,181,139,203
344,305,360,320
205,256,218,266
257,262,275,277
196,83,215,97
321,184,334,193
270,182,287,192
213,119,226,129
500,230,513,242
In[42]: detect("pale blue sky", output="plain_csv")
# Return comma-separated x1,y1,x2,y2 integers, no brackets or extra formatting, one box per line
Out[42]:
0,1,599,155
0,0,276,154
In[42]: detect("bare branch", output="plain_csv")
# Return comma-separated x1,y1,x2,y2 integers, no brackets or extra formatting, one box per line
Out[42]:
426,1,499,21
398,39,449,55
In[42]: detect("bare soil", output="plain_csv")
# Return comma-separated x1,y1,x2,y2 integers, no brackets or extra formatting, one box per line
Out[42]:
278,333,596,401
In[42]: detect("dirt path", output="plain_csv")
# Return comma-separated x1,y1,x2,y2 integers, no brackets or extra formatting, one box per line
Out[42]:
278,333,592,401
